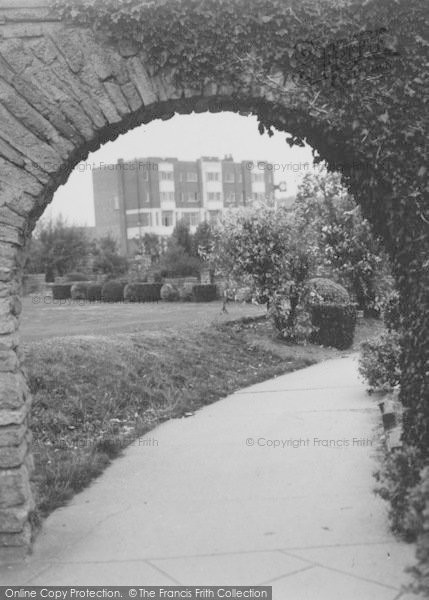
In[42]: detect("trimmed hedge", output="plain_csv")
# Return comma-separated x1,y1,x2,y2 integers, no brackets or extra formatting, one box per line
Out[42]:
70,282,89,300
87,283,102,302
124,283,162,302
307,277,350,304
192,284,217,302
52,284,72,300
65,272,87,282
310,303,357,349
101,280,126,302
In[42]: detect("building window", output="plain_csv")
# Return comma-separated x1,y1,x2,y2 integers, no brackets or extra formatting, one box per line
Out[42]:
159,171,174,181
251,173,265,183
206,172,220,182
225,191,236,204
224,172,235,183
252,192,266,202
160,191,175,202
208,192,222,202
182,212,200,226
162,211,174,227
187,172,198,182
182,191,199,203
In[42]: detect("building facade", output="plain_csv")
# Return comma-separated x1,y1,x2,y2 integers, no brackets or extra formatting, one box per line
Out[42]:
92,156,274,255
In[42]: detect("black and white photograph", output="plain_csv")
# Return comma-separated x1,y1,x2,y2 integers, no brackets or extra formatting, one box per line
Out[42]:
0,0,427,598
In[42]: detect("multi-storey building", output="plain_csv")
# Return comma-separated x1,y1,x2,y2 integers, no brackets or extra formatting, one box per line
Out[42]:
92,155,274,255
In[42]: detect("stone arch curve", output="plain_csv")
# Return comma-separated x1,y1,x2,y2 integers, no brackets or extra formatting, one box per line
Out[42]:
0,0,427,561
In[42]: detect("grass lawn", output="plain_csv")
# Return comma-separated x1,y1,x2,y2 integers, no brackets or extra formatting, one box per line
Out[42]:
24,306,384,532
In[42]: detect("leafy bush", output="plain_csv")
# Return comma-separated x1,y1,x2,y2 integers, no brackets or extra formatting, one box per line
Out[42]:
384,291,401,332
65,272,87,282
310,303,357,349
52,284,72,300
124,283,162,302
235,287,253,303
359,331,401,391
409,466,429,596
160,283,180,302
270,298,314,344
374,444,425,540
70,282,90,300
101,280,126,303
307,277,350,304
86,283,102,302
192,284,217,302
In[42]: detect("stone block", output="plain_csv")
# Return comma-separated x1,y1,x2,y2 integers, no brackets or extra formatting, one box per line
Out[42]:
0,424,26,447
0,350,18,372
0,501,32,534
0,438,27,468
0,522,31,546
0,398,31,427
0,466,31,508
0,372,26,409
104,81,130,117
0,316,17,335
121,82,143,112
127,57,158,105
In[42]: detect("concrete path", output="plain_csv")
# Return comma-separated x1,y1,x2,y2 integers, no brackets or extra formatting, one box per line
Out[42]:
1,356,419,598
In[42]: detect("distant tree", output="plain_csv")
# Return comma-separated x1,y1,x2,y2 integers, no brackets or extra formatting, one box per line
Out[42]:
191,221,214,257
160,243,201,277
25,216,90,280
92,234,128,278
171,220,193,255
159,219,202,277
142,233,161,263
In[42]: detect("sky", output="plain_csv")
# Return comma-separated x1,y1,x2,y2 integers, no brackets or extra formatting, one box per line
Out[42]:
45,111,316,226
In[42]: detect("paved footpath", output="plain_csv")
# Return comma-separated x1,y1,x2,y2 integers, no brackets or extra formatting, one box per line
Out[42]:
1,356,420,599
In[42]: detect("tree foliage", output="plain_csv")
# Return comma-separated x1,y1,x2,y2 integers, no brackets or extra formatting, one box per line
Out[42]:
91,234,128,278
25,216,90,280
293,170,391,314
208,206,316,339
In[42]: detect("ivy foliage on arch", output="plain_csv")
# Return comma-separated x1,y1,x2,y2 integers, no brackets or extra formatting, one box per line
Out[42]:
53,0,428,452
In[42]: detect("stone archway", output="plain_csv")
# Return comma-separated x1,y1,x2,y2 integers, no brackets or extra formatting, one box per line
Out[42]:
0,0,427,561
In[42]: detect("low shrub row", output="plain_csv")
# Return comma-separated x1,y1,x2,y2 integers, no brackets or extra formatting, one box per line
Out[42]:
124,283,163,303
192,284,217,302
52,281,218,303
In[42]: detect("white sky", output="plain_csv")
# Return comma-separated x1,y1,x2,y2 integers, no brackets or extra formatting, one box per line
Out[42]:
46,112,316,226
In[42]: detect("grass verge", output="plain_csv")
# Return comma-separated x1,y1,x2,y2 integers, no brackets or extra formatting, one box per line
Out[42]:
25,316,382,530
